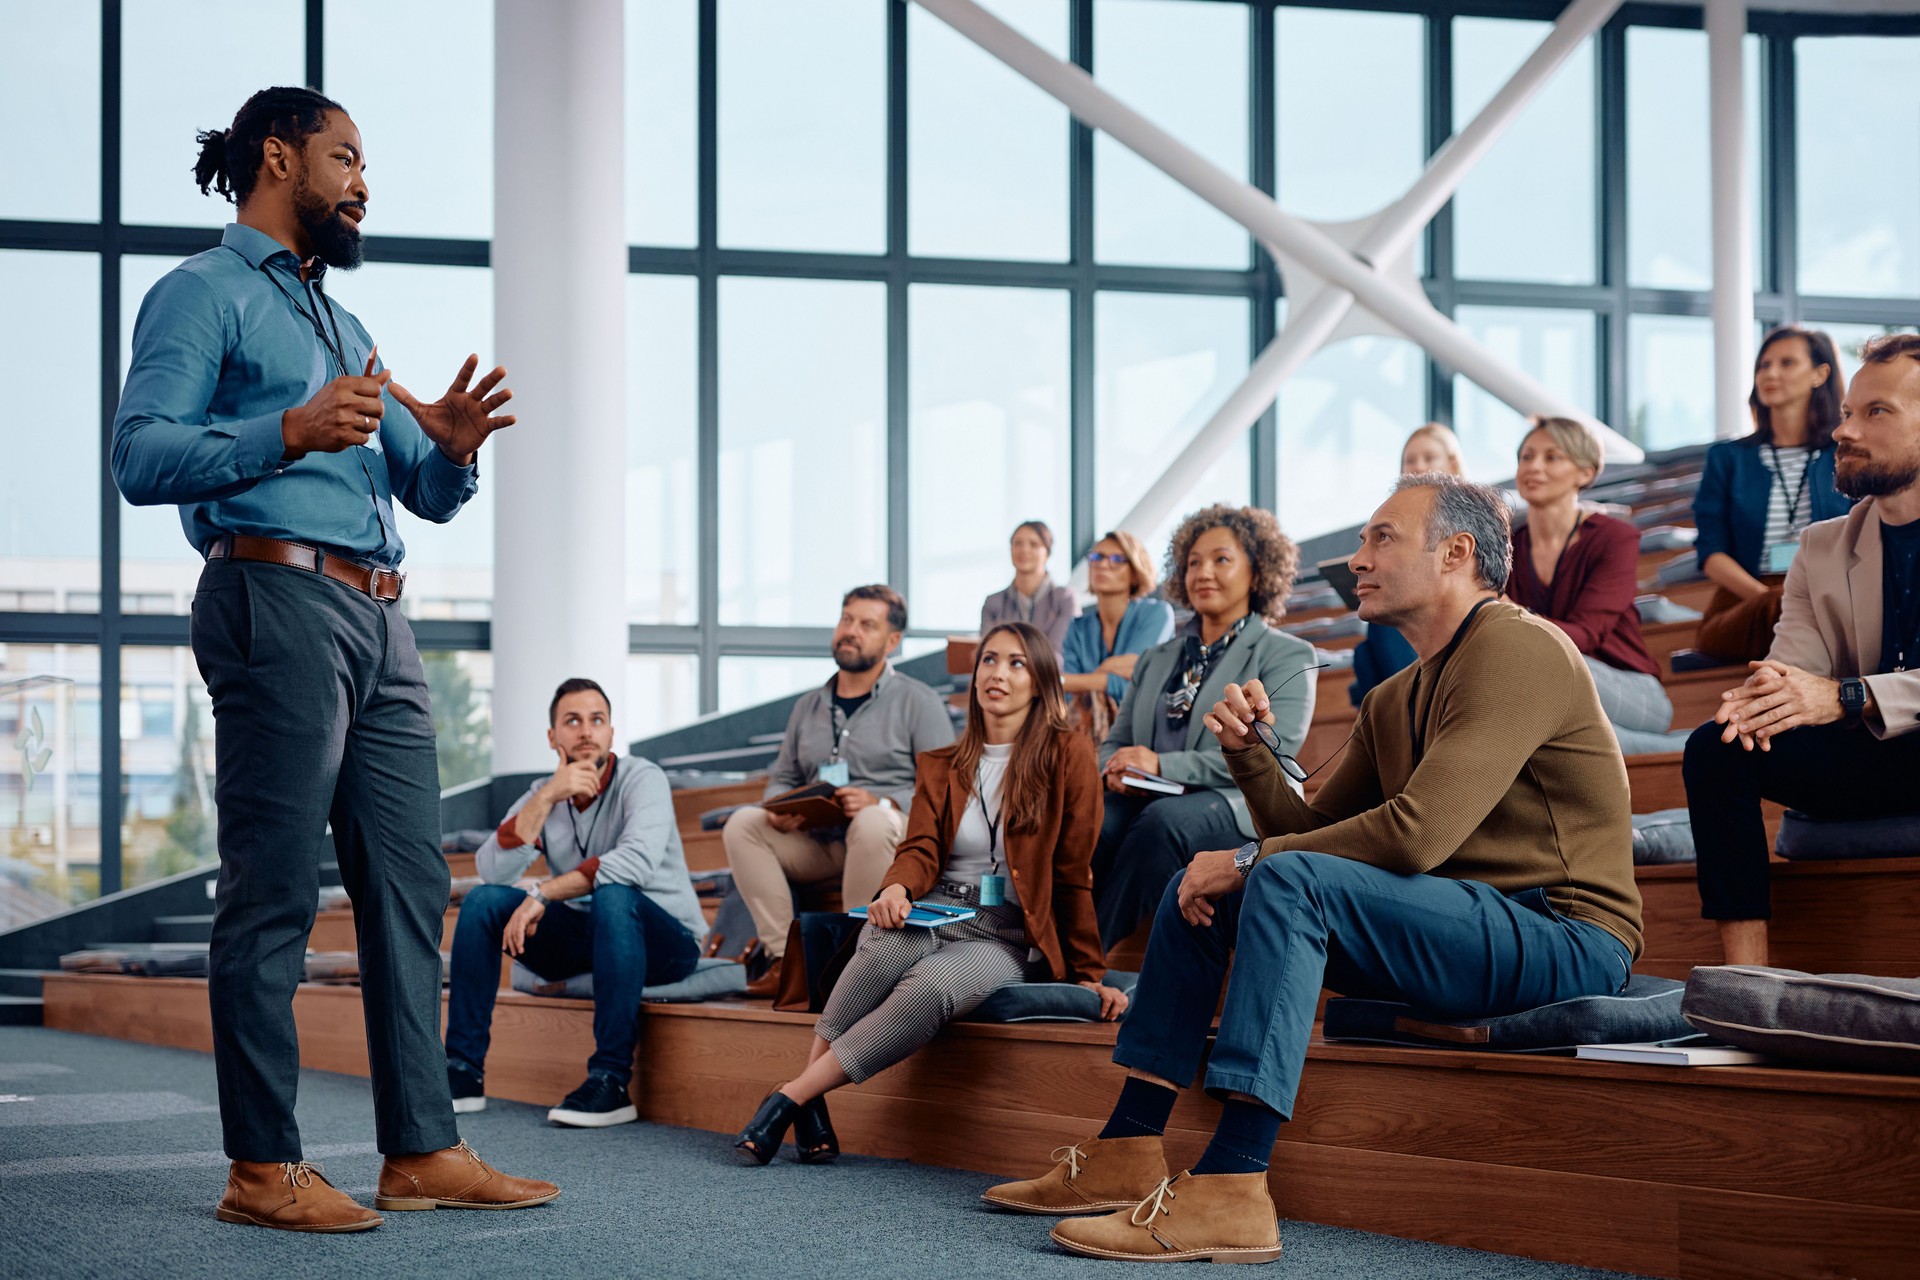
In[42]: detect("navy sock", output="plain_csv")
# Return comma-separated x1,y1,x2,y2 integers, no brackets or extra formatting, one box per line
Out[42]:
1191,1098,1283,1176
1099,1076,1176,1140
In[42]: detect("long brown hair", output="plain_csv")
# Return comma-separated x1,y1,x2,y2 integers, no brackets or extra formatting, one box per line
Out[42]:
952,622,1070,835
1749,325,1842,450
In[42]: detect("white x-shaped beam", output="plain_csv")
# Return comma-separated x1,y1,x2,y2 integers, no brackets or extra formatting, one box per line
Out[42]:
913,0,1637,552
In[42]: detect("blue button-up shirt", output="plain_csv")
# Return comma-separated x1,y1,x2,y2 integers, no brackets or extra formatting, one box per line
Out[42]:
112,223,478,569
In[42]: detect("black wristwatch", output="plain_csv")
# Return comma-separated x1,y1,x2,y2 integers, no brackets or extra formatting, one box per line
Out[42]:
1233,840,1263,879
1839,677,1868,725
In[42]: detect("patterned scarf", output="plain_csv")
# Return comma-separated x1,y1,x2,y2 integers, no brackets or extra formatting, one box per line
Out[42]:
1161,614,1251,725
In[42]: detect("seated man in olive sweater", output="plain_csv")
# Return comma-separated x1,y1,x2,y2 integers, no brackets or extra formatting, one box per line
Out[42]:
984,474,1643,1266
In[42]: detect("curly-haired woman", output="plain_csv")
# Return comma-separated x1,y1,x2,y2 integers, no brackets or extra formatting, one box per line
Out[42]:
1092,505,1317,951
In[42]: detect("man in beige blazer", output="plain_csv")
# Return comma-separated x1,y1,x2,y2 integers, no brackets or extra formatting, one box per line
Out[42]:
1683,333,1920,965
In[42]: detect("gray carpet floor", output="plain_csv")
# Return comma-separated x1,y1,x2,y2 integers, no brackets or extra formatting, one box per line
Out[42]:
1,1026,1627,1279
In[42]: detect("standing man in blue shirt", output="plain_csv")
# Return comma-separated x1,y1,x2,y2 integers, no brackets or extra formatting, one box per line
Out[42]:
113,87,556,1233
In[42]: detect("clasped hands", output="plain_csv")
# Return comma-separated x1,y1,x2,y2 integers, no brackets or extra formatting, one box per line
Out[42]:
281,348,516,465
1714,659,1847,751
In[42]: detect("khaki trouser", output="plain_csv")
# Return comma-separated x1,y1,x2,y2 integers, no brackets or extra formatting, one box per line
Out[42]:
723,803,909,958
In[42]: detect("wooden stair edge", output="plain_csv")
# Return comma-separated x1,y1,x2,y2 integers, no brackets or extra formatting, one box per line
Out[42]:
39,973,1920,1102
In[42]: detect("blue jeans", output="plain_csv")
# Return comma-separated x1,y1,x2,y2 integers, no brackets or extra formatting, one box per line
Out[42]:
1115,852,1633,1119
445,883,701,1087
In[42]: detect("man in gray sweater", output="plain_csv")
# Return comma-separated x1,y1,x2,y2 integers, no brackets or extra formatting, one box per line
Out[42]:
445,678,706,1128
724,585,954,994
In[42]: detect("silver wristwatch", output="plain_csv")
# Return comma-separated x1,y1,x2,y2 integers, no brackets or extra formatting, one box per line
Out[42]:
1232,840,1262,879
529,887,554,908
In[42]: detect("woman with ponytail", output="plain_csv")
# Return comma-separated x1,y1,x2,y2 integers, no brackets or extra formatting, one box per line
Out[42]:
734,622,1124,1165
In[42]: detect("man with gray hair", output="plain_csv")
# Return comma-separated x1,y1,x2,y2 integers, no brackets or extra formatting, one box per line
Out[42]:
985,475,1642,1266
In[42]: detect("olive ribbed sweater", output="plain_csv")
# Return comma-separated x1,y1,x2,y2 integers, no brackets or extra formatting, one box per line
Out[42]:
1227,600,1643,957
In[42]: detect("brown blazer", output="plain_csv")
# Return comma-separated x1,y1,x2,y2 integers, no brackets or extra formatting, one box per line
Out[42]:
878,730,1106,984
1772,498,1920,738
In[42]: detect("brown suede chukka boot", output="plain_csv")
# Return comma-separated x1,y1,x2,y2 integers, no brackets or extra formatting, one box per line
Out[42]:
1050,1171,1283,1264
375,1139,560,1211
215,1160,383,1233
980,1135,1170,1215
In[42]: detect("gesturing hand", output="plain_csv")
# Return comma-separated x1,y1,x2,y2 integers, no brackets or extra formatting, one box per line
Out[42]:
281,349,390,460
390,354,516,466
867,884,912,930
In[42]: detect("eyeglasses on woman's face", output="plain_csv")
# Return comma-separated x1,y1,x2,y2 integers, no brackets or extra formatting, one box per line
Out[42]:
1086,552,1129,566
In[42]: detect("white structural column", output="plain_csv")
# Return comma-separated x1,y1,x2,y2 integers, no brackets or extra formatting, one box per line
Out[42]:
490,0,628,773
1708,0,1755,440
913,0,1640,556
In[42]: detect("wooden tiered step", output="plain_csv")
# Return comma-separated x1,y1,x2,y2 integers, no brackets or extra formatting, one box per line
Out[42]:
42,973,1919,1280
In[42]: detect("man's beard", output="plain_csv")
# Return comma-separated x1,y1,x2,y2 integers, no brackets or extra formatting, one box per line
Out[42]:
1837,448,1920,500
833,643,880,674
293,166,364,270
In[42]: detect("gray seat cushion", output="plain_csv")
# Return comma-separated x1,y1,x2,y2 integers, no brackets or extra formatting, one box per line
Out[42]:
1682,966,1920,1073
1773,811,1920,861
962,970,1140,1024
510,956,747,1003
1631,808,1696,865
1323,975,1690,1052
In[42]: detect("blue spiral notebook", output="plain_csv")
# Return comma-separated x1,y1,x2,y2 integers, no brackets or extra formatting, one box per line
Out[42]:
847,900,978,928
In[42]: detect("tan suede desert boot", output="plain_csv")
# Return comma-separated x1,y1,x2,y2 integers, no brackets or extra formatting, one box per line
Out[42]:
375,1139,560,1211
215,1160,383,1233
1050,1170,1283,1264
980,1135,1170,1215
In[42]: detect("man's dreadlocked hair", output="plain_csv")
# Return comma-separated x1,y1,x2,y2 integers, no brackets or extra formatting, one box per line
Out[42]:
192,86,345,207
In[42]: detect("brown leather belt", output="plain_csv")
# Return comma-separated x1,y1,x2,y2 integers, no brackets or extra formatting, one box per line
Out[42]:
205,534,405,602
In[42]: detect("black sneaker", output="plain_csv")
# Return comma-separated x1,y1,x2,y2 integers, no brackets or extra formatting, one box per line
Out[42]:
449,1062,486,1115
547,1075,638,1128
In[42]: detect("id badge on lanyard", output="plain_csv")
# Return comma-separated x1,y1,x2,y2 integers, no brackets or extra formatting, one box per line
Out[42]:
1763,540,1798,575
818,700,851,787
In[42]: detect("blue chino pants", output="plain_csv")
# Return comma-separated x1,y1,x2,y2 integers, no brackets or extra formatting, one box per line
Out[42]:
1115,852,1633,1119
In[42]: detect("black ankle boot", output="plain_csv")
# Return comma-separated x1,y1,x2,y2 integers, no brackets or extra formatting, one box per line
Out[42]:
735,1090,800,1165
793,1095,839,1165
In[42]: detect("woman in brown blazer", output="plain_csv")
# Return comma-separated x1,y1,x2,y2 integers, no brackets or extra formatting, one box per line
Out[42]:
735,621,1127,1165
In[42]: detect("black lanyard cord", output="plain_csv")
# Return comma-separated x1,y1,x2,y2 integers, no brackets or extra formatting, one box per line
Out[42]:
974,788,1004,873
1765,443,1818,532
564,758,617,859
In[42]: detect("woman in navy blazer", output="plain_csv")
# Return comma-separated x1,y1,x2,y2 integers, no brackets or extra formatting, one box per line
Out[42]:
1692,326,1854,661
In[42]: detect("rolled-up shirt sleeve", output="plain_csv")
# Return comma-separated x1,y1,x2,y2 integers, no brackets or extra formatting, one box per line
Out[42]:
113,270,288,507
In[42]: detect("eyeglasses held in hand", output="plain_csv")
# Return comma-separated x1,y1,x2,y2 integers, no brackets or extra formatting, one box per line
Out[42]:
1245,663,1364,784
1085,552,1129,566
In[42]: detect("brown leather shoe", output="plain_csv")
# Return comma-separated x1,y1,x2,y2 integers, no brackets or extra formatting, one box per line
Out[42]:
215,1160,383,1233
375,1139,560,1211
980,1135,1169,1215
1050,1170,1283,1264
743,955,783,1000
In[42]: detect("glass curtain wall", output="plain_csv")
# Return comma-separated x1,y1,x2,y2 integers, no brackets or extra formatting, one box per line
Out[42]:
7,1,1920,921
